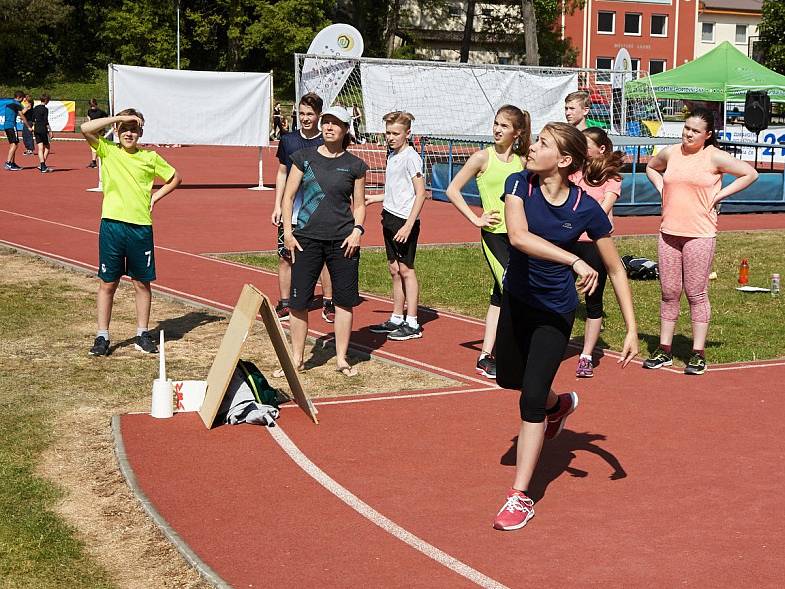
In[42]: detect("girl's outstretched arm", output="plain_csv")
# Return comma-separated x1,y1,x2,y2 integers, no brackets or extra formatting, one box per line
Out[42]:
595,235,639,367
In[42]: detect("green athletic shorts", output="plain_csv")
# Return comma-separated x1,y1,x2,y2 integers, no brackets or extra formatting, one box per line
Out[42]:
98,219,156,282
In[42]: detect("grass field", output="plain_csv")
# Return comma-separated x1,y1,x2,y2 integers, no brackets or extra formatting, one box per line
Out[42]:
0,248,451,587
228,230,785,366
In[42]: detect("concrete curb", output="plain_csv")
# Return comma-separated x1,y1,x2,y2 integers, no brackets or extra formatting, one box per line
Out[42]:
111,415,232,589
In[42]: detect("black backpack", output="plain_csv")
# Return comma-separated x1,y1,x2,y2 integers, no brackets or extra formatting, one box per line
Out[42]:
621,255,659,280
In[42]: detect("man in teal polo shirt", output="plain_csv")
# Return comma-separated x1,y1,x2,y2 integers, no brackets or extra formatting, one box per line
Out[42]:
81,108,181,356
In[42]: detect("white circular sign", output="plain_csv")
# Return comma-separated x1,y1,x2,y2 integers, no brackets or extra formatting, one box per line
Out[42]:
307,23,364,58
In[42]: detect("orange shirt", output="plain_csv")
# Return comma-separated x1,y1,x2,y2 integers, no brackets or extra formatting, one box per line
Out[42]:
569,170,620,242
661,145,722,238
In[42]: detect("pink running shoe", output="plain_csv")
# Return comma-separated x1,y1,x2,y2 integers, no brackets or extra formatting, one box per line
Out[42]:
576,356,594,378
493,489,535,531
544,392,579,440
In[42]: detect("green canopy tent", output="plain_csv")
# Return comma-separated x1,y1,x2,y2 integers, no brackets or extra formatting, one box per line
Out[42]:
626,41,785,103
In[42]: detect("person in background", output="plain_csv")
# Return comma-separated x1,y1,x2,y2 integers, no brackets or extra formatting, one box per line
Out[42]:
21,94,35,155
272,102,283,139
644,107,758,375
445,105,530,378
366,111,427,341
290,104,298,133
564,91,590,131
29,94,53,173
271,92,335,324
3,90,29,171
569,127,625,378
86,98,108,168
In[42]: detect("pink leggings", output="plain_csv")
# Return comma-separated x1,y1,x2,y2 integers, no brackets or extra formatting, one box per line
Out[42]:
658,233,716,324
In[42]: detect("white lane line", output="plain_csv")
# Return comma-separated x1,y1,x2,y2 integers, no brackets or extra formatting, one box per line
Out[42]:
3,214,783,374
267,425,509,589
0,239,485,385
0,209,486,327
278,386,500,408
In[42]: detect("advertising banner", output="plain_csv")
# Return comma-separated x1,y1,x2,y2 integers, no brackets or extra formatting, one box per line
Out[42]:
109,64,271,146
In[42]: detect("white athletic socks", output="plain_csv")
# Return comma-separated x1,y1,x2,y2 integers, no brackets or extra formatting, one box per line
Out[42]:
390,313,404,325
97,329,109,340
405,315,419,329
136,327,148,336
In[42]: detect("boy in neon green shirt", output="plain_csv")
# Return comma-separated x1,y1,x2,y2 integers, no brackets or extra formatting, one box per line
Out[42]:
81,108,181,356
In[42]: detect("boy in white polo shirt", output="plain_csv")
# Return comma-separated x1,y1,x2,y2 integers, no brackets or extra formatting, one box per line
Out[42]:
367,111,427,340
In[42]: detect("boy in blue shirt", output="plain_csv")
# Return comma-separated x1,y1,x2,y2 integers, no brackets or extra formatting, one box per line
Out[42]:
4,91,29,171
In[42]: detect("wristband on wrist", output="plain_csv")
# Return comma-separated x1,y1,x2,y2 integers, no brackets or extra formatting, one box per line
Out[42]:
353,224,365,235
571,258,580,269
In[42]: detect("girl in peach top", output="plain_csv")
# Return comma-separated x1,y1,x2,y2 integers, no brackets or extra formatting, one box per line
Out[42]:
568,127,625,378
645,108,757,375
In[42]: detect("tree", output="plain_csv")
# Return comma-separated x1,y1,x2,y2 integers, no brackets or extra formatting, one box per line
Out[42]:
459,0,476,63
521,0,539,65
0,0,73,82
759,0,785,74
384,0,402,57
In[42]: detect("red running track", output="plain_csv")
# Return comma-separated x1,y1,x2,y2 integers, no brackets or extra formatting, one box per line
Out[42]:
4,139,785,587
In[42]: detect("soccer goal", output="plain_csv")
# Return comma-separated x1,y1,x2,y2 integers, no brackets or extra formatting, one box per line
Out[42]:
294,54,664,200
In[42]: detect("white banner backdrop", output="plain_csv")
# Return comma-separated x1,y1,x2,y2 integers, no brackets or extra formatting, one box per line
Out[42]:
109,64,271,146
360,62,578,136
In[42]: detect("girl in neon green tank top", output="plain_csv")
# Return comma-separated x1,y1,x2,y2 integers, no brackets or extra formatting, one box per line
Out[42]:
445,105,530,378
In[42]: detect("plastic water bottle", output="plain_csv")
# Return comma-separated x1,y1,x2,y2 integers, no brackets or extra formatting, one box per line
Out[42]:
772,273,781,297
738,259,749,285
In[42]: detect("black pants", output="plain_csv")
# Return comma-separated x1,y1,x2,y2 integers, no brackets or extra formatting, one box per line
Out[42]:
290,236,360,310
571,241,607,319
496,290,575,423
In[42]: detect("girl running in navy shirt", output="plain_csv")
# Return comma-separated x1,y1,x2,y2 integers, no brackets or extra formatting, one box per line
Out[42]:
493,122,638,531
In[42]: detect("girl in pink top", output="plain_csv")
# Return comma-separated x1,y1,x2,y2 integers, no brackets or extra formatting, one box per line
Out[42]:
568,128,625,378
645,108,757,375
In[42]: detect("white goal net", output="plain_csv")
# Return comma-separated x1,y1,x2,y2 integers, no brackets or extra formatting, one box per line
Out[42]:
294,54,663,199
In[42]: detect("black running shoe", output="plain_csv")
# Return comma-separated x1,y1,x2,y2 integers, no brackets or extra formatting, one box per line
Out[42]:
89,336,110,356
684,354,707,375
369,320,402,334
387,323,423,341
134,331,158,354
476,354,496,379
643,347,673,369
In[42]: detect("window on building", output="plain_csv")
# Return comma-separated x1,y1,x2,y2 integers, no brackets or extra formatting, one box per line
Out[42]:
448,5,462,18
597,57,613,83
597,11,615,34
651,14,667,37
624,13,642,36
630,58,640,72
649,59,666,75
702,22,715,43
736,24,747,45
498,56,510,65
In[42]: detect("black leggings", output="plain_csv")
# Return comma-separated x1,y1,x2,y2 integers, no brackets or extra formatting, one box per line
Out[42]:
496,291,575,423
571,241,607,319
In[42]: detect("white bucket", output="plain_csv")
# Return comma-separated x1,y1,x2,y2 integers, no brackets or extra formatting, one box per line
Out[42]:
151,378,174,419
